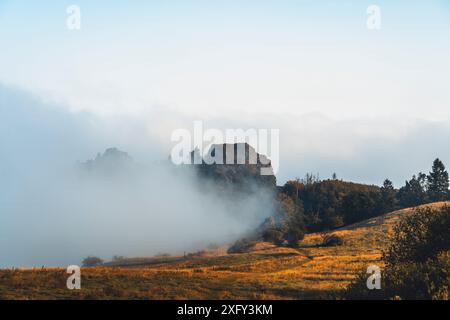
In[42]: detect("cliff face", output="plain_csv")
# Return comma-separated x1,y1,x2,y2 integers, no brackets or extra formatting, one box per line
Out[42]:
79,148,135,177
194,143,277,193
79,144,277,193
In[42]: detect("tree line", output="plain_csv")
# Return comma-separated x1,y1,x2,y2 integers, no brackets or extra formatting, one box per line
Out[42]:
270,158,450,242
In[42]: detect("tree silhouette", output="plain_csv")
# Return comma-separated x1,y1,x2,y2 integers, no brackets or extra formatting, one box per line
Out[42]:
380,179,397,213
398,173,428,207
427,159,449,202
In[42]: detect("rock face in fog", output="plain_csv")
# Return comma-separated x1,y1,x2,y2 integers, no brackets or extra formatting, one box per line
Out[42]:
80,143,277,194
79,147,135,177
193,143,277,194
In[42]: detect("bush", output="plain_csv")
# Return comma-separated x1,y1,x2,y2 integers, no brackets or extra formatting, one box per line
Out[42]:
227,239,256,254
345,251,449,300
82,256,104,267
285,227,305,247
383,252,449,300
322,234,344,247
345,206,450,300
262,229,284,245
344,269,385,300
384,206,450,265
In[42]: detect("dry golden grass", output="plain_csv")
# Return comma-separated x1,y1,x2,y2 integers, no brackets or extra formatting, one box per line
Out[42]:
1,202,448,300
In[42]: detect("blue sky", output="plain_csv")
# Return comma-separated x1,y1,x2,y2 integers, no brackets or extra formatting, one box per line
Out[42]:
1,0,449,117
1,1,450,185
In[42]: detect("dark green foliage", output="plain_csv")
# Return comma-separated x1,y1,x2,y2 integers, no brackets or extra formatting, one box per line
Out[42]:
262,229,284,245
427,158,450,202
227,239,256,254
82,256,104,267
345,253,450,300
345,206,450,300
341,190,382,224
384,206,450,265
259,194,306,247
397,173,429,208
398,159,450,207
282,179,379,231
322,234,344,247
275,194,306,246
380,179,397,213
280,159,449,234
382,254,449,300
284,227,305,247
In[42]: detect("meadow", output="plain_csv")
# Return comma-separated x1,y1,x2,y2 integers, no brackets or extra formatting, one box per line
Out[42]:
1,203,447,300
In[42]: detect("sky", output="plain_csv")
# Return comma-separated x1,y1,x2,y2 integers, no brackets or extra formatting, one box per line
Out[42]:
1,0,450,184
1,0,450,267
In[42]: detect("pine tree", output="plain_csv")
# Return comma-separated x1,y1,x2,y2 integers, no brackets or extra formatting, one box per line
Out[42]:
397,173,428,207
380,179,396,212
427,158,450,202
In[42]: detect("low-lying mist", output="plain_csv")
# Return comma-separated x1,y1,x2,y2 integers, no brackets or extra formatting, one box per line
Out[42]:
4,82,450,268
0,85,274,268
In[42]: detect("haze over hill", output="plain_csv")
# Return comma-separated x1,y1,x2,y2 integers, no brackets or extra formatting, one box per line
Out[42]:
0,144,276,268
3,84,450,186
1,84,450,268
2,202,447,299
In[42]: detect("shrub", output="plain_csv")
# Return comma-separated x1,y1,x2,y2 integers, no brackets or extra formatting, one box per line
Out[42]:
382,252,449,300
384,206,450,265
227,239,256,254
82,256,104,267
345,251,449,300
345,206,450,300
262,229,284,245
285,227,305,247
322,234,344,247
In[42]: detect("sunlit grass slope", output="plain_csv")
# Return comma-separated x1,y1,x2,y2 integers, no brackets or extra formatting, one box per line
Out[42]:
1,202,448,299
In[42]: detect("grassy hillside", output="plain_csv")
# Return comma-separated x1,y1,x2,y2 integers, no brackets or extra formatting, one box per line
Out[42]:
1,202,448,300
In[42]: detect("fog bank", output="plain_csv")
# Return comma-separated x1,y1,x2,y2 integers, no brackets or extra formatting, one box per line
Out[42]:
0,85,274,267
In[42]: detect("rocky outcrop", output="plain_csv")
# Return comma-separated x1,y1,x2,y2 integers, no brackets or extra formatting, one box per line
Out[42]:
194,143,277,193
79,148,134,176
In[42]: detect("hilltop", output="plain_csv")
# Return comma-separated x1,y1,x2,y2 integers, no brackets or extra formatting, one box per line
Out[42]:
192,142,277,193
1,202,447,299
